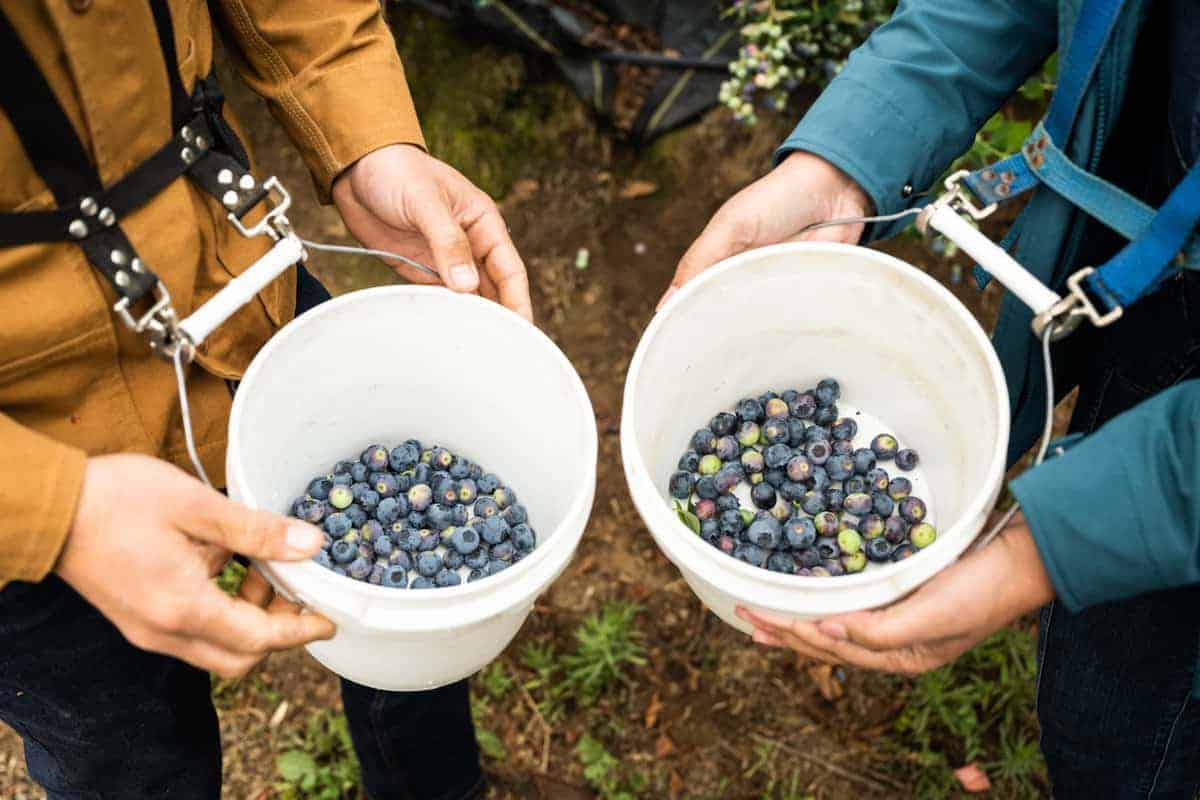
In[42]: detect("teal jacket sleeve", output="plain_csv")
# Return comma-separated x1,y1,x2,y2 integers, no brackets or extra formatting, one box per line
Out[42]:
1011,380,1200,612
777,0,1057,240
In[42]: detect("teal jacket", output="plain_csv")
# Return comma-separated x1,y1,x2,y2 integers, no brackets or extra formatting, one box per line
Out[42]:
779,1,1200,617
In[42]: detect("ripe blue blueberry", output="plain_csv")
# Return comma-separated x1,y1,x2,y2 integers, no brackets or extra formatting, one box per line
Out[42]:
389,550,413,571
695,475,719,500
813,404,838,426
895,448,919,471
719,509,745,536
481,515,511,545
293,498,325,524
788,392,817,419
512,524,536,552
746,517,781,549
865,537,893,562
397,529,423,552
324,512,352,537
738,544,767,568
767,552,797,574
871,492,895,517
816,378,840,405
844,476,867,495
465,546,490,570
389,443,421,472
787,418,808,447
313,550,334,570
375,497,402,525
831,417,857,441
888,477,912,501
504,504,528,526
457,479,478,505
779,480,807,503
485,560,510,576
467,568,486,583
883,516,909,544
350,463,370,483
348,556,372,580
805,440,831,465
750,482,777,510
307,477,334,501
474,497,500,518
785,454,813,482
451,526,481,554
709,411,737,436
449,458,471,480
831,439,855,456
800,490,826,516
435,569,462,587
784,517,817,549
330,472,353,487
716,494,740,513
714,464,744,494
412,464,432,484
411,576,435,589
764,443,793,470
331,539,356,564
382,567,408,588
416,551,443,577
491,541,515,562
825,453,854,481
826,488,846,512
691,429,717,455
736,398,765,424
870,434,899,460
865,468,890,493
714,435,740,461
891,543,918,562
852,448,876,475
678,450,701,472
429,447,454,470
804,425,830,444
816,537,840,561
361,445,390,472
426,504,454,531
418,531,440,552
761,417,789,446
809,466,831,492
899,496,927,524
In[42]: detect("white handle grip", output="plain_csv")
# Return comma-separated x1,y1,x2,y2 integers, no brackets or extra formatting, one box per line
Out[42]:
179,233,305,347
924,205,1062,318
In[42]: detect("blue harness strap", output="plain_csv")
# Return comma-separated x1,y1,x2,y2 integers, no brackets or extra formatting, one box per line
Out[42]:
962,0,1200,314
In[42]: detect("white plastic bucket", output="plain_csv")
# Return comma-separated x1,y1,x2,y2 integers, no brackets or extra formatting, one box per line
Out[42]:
226,286,598,690
621,242,1009,633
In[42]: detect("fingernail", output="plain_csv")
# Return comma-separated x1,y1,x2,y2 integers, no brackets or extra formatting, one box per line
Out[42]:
449,264,476,290
286,522,323,555
819,621,848,641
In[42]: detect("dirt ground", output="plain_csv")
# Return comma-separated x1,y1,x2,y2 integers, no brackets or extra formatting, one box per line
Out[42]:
0,7,1035,800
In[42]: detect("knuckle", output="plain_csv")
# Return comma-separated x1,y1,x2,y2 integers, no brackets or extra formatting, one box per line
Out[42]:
150,601,188,634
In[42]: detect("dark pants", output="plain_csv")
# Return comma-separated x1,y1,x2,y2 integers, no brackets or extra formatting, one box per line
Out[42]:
0,266,483,800
1038,270,1200,799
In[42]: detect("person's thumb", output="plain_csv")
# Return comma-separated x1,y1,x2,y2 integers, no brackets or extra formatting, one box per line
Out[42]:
660,217,749,309
186,490,324,562
409,197,480,293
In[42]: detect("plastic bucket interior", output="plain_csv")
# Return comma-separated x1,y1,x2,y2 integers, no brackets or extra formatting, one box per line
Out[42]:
621,242,1009,632
227,286,598,690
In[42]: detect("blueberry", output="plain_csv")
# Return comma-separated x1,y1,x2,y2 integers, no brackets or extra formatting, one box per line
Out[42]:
888,477,913,501
457,479,479,505
842,550,867,573
787,418,808,447
784,517,817,549
292,498,325,524
815,378,840,405
736,398,765,424
313,550,334,570
694,499,717,520
899,497,927,524
865,468,890,493
369,473,397,498
360,520,384,542
910,522,937,549
357,542,373,560
375,497,402,525
357,489,381,513
816,536,840,560
858,513,885,539
465,546,490,570
764,397,789,419
782,389,799,403
736,421,761,448
348,556,372,580
814,511,840,537
361,445,390,472
831,418,857,441
871,491,895,517
382,567,408,588
895,449,920,471
449,458,471,480
891,543,918,561
763,443,792,470
831,439,855,456
333,460,357,476
844,476,868,495
715,464,743,494
389,550,413,571
467,568,487,583
767,552,797,574
796,547,821,568
800,490,826,516
810,466,831,492
485,560,510,576
809,565,832,577
761,417,789,445
851,448,876,476
475,473,500,495
346,505,369,527
695,475,719,500
710,412,738,436
788,392,817,419
418,531,440,552
428,447,454,470
435,569,462,587
411,576,435,589
502,504,527,527
763,468,787,488
870,434,899,460
837,528,863,556
331,539,356,564
408,483,433,512
785,455,813,482
481,516,511,545
412,463,432,484
826,453,854,481
779,481,807,503
745,483,772,512
512,524,536,552
368,563,387,585
307,477,334,501
740,449,765,474
691,429,717,455
488,538,514,561
324,512,352,537
804,425,829,444
716,508,742,536
388,443,420,472
813,404,838,426
883,516,909,544
805,440,831,465
330,472,353,487
826,488,846,512
416,551,443,577
865,537,893,562
738,544,767,568
714,435,740,462
449,526,480,555
406,511,425,529
715,495,741,513
698,454,722,476
426,504,454,530
474,497,500,518
350,463,370,483
746,517,782,549
434,479,459,507
397,529,422,552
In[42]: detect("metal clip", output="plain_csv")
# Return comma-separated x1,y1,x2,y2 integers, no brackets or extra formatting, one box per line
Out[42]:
917,170,998,237
227,176,293,242
1030,267,1124,341
113,281,194,362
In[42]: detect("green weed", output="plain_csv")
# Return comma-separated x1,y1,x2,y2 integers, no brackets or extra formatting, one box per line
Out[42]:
276,710,362,800
561,601,647,706
575,734,648,800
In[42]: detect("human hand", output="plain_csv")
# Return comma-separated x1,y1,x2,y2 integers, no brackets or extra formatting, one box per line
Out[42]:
736,514,1055,675
661,151,872,307
55,454,336,678
333,144,533,321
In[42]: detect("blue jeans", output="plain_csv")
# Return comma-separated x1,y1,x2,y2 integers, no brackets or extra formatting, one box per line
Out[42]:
0,266,483,800
1038,269,1200,798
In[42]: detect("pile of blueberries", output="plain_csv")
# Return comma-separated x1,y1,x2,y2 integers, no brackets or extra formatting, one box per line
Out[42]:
290,441,536,589
669,379,936,577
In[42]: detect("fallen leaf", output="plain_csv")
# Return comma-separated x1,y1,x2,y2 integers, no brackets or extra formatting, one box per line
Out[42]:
807,663,844,702
669,770,684,799
506,178,540,203
619,180,659,199
954,762,992,793
644,692,663,729
628,583,651,601
655,734,675,759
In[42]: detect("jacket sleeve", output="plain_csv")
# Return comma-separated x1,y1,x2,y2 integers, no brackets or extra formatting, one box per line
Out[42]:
0,414,87,587
1011,380,1200,611
777,0,1058,239
214,0,426,200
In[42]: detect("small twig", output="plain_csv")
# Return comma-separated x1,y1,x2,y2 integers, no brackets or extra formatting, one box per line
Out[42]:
752,733,907,794
516,681,552,774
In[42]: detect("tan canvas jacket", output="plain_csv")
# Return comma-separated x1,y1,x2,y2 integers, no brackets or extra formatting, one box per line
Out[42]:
0,0,425,585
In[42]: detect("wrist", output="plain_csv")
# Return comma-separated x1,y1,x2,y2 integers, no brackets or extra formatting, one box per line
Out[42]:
996,520,1056,612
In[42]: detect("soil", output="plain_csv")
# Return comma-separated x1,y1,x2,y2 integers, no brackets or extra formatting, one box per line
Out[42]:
0,7,1032,800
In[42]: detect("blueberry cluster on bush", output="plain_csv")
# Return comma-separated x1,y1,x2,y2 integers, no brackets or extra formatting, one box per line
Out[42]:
291,441,536,589
669,379,935,577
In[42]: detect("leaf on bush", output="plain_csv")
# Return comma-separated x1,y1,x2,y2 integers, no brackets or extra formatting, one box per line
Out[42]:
277,750,316,783
954,762,992,793
476,728,507,760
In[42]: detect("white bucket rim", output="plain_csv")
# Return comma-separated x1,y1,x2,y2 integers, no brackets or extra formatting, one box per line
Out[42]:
228,284,599,610
620,241,1010,594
